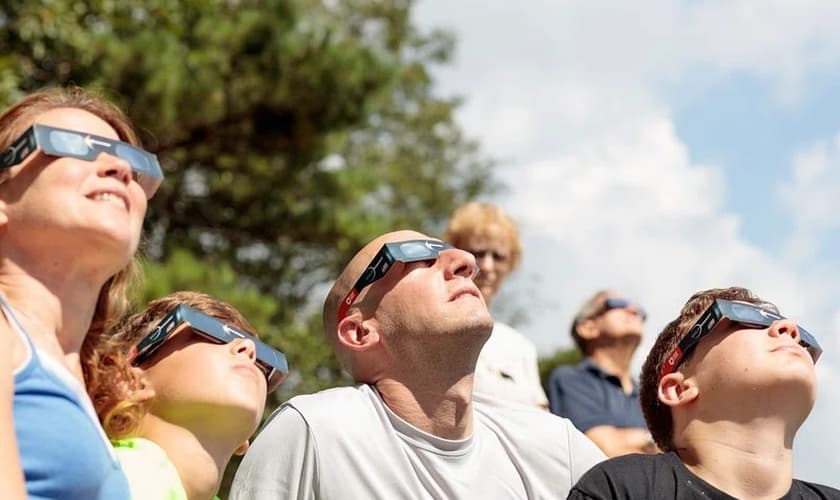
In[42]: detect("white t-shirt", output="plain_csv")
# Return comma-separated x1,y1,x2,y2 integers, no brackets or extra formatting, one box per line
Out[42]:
230,384,604,500
474,322,549,408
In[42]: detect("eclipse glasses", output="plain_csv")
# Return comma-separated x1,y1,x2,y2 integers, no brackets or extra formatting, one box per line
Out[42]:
131,304,288,392
0,124,163,198
660,299,822,379
337,239,455,321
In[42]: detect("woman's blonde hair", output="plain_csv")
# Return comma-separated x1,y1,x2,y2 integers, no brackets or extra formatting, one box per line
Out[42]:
90,291,260,438
443,202,523,270
0,86,148,427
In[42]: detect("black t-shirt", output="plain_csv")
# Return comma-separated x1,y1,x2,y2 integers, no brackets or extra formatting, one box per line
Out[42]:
568,452,840,500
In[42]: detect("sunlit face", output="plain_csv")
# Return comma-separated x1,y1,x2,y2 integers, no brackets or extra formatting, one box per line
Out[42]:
461,225,514,303
363,231,493,350
593,292,645,340
141,326,268,434
0,108,147,273
684,318,817,406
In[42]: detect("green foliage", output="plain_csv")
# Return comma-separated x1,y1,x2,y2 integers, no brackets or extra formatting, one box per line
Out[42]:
1,1,496,494
0,0,494,390
538,346,582,397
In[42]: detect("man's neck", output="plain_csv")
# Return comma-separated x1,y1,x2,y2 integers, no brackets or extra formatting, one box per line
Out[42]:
588,346,635,394
676,417,796,499
375,371,476,440
141,416,235,500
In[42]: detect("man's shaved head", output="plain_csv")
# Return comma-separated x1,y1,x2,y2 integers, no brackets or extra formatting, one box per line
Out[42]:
322,231,427,363
323,229,492,382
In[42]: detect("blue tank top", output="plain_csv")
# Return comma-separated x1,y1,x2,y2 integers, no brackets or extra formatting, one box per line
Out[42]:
5,296,131,500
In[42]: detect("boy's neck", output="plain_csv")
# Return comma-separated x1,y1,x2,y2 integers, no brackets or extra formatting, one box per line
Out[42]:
140,415,238,500
676,417,796,499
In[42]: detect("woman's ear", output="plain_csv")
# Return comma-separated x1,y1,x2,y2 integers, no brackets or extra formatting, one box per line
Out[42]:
658,372,699,408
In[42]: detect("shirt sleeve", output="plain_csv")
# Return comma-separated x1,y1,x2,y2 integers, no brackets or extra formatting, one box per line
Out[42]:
229,406,318,500
564,419,606,486
567,465,621,500
566,488,601,500
549,367,606,432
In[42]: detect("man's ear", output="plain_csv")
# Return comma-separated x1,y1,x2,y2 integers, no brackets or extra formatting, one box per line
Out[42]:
234,440,249,456
658,372,699,408
576,319,599,341
337,312,380,352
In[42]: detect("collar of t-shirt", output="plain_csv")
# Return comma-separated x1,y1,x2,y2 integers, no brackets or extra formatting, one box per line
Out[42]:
372,385,477,456
667,451,807,500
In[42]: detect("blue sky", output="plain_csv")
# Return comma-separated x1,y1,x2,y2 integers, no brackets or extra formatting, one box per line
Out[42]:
416,0,840,485
674,70,840,253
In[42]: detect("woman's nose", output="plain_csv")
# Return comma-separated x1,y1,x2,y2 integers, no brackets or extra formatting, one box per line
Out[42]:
96,152,133,185
477,252,496,273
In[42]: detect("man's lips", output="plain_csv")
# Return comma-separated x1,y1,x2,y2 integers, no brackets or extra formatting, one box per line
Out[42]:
450,286,481,301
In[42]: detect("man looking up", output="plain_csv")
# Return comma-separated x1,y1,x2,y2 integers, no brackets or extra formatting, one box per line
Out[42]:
231,230,604,500
549,290,656,456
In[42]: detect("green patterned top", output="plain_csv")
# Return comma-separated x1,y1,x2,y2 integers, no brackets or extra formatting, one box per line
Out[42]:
113,437,219,500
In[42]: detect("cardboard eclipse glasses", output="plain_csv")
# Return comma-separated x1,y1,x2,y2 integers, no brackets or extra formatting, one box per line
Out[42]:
660,299,822,379
131,304,288,392
0,124,163,199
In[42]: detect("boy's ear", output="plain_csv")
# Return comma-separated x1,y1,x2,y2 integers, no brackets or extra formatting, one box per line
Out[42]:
658,372,699,408
337,313,380,353
234,440,249,456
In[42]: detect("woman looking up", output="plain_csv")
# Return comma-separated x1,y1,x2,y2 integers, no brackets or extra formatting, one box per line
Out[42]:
0,87,162,499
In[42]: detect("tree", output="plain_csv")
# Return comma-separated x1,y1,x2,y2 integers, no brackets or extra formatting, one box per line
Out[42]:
2,2,497,492
0,0,496,399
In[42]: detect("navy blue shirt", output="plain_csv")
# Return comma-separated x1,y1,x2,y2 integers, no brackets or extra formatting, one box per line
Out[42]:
548,358,646,432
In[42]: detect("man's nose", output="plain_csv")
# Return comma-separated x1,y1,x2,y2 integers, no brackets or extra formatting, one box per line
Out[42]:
441,248,479,280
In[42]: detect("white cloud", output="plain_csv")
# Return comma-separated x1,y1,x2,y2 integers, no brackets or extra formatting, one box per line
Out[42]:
497,112,806,350
416,0,840,485
782,132,840,263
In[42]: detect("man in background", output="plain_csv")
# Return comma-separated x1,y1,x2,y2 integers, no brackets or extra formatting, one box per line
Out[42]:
549,290,656,456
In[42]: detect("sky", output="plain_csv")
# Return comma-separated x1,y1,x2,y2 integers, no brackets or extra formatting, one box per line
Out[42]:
415,0,840,485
